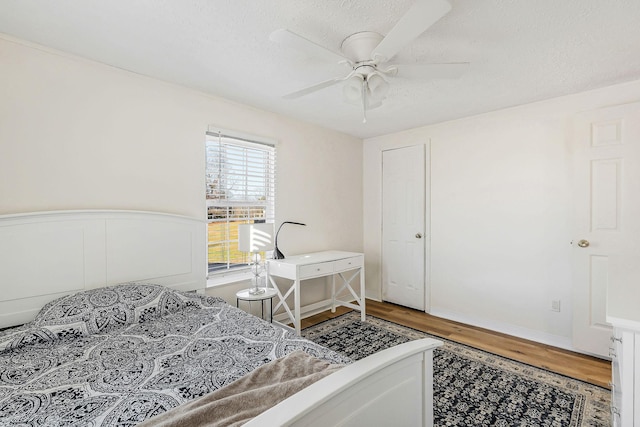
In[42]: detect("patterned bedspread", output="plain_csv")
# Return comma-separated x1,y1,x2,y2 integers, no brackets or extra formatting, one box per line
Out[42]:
0,284,350,426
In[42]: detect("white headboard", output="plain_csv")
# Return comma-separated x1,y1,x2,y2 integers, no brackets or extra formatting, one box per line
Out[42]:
0,210,207,328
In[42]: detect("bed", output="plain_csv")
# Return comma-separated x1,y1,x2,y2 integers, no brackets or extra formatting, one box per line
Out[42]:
0,210,442,426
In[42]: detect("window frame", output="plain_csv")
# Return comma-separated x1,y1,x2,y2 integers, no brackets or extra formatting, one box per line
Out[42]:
205,127,276,283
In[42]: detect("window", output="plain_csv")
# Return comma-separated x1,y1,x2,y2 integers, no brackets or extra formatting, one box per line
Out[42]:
205,130,276,277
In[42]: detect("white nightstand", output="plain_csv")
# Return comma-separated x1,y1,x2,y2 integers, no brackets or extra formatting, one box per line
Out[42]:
235,288,278,322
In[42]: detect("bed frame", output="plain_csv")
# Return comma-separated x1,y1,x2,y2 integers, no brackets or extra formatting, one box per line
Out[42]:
0,210,442,426
0,210,207,328
247,337,441,426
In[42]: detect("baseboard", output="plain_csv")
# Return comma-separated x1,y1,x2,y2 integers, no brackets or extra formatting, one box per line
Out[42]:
365,292,381,302
428,307,575,353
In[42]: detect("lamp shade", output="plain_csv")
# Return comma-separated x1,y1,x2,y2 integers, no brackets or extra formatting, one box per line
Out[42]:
367,73,389,102
343,74,364,103
238,223,274,252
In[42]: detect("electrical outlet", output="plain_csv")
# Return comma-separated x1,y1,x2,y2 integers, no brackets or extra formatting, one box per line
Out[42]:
551,300,561,312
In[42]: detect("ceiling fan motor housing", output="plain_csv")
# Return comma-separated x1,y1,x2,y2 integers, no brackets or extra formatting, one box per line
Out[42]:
341,32,390,108
341,31,384,63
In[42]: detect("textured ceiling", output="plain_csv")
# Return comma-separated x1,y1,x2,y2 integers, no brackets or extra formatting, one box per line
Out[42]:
1,0,640,139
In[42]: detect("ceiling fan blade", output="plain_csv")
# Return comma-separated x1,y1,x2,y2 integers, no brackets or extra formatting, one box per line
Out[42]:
394,62,469,79
372,0,452,63
283,77,345,100
270,29,347,63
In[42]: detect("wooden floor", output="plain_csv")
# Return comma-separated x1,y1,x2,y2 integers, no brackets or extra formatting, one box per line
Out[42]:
301,299,611,389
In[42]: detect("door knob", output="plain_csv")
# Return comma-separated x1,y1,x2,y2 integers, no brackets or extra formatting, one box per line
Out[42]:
577,239,590,248
415,233,422,239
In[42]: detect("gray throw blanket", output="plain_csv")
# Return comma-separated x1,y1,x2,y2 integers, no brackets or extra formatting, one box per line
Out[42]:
137,351,343,427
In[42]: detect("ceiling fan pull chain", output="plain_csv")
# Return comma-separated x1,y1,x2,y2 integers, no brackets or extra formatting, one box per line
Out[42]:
361,79,367,123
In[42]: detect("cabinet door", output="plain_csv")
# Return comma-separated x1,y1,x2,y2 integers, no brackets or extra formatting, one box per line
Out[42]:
616,329,635,427
611,330,622,426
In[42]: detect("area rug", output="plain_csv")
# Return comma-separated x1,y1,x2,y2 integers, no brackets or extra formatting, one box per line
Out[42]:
302,312,611,427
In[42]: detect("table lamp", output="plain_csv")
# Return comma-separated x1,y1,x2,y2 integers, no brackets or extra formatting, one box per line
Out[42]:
274,221,306,259
238,223,275,295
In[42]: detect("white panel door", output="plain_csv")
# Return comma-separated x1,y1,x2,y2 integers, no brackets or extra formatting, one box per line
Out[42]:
382,145,426,310
571,101,640,357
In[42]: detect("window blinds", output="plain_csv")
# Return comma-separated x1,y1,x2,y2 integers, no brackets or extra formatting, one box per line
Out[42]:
205,131,276,273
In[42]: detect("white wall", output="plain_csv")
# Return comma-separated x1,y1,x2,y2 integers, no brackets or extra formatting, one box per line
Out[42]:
6,32,640,349
364,79,640,350
0,35,363,305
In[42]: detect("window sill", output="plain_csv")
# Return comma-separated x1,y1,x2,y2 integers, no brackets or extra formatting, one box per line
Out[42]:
207,270,253,288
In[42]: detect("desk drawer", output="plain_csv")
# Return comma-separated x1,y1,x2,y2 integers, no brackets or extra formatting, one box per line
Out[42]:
299,262,334,279
334,256,363,273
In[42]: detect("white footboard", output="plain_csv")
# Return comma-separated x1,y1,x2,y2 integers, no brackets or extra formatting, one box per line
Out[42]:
245,338,443,427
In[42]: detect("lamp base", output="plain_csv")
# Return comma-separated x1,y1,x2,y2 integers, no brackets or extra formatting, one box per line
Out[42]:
273,246,285,259
249,287,266,295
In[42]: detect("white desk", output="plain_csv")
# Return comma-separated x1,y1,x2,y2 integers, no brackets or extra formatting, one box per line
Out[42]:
266,250,365,335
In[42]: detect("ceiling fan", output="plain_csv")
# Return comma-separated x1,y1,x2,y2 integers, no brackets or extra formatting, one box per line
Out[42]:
270,0,469,123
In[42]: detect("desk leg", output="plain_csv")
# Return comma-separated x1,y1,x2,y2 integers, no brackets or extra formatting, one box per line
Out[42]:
294,279,301,335
360,265,366,322
271,276,296,327
331,274,336,313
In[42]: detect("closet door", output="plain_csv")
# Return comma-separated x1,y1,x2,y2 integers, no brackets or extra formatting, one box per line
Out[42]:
571,102,640,357
382,144,428,310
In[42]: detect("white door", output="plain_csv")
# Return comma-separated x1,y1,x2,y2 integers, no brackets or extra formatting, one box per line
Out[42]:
571,101,640,357
382,144,427,310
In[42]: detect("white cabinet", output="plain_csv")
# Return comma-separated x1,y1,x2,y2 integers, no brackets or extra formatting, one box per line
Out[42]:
607,267,640,427
610,326,640,427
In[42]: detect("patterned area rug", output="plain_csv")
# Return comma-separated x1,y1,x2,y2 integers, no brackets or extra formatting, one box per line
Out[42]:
302,312,611,427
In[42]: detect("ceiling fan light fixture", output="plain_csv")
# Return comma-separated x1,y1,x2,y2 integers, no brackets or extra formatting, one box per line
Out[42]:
365,97,383,110
343,74,364,103
367,73,389,102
